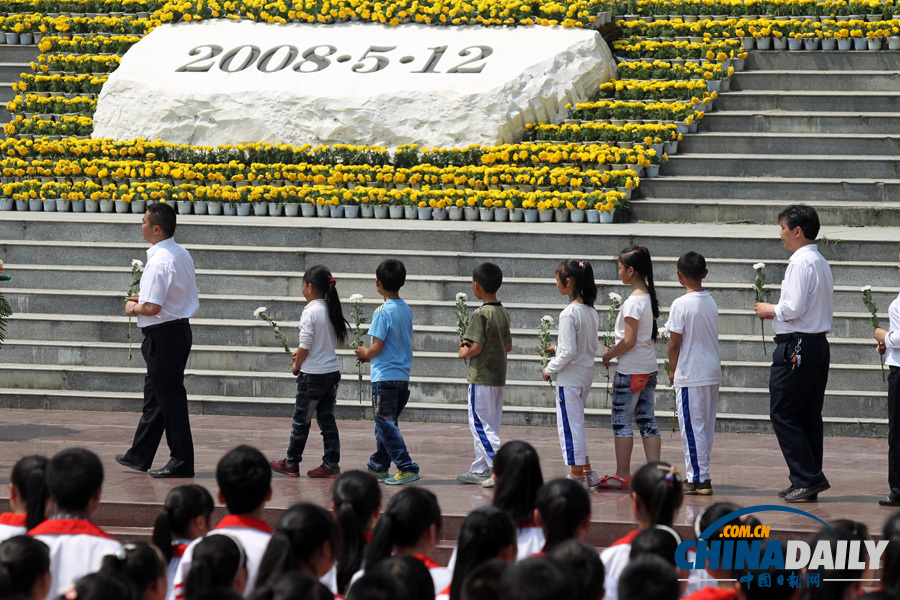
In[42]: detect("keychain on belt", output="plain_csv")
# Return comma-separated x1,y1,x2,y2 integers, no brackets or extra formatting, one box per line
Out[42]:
790,337,802,370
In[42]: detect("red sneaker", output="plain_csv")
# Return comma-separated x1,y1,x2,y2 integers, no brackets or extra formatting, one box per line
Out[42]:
270,459,299,477
307,464,341,478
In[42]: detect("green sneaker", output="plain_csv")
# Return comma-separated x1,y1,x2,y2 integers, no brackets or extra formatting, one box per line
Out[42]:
368,469,390,482
385,470,421,485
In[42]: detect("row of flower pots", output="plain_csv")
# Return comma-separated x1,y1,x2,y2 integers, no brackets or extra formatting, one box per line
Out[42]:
741,35,900,50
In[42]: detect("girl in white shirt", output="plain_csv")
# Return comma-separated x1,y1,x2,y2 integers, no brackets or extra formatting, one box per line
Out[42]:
542,260,601,489
0,455,49,543
151,485,213,600
599,245,662,489
270,265,349,479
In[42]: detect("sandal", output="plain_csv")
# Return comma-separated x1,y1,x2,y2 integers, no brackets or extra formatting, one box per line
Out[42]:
595,474,631,489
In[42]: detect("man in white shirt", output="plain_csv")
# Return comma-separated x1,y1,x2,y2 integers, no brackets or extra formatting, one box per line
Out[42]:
755,204,834,503
117,203,200,478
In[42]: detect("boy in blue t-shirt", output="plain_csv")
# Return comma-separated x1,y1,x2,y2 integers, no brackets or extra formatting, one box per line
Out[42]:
354,258,420,485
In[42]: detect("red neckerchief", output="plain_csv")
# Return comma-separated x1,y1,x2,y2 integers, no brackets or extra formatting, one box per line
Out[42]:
611,529,640,547
441,584,451,595
530,551,547,557
215,514,273,534
412,554,440,570
364,531,373,543
172,543,190,558
0,513,27,527
29,517,118,541
518,516,538,529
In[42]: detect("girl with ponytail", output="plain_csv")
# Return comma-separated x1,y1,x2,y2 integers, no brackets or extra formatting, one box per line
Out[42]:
0,535,51,600
253,503,334,594
492,440,545,560
599,245,662,489
99,542,167,600
151,485,213,600
271,264,349,479
0,455,49,542
599,461,684,600
330,471,381,595
542,260,601,489
447,507,516,600
534,478,592,555
184,534,248,600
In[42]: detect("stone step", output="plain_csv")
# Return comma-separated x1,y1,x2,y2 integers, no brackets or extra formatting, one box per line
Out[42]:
678,133,900,156
0,62,29,81
0,45,40,63
714,91,900,113
701,111,900,134
0,82,15,104
744,50,900,71
663,154,900,179
639,176,900,202
732,71,900,92
631,197,900,227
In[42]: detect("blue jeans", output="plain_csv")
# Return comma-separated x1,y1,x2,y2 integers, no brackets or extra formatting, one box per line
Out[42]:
286,371,341,468
367,380,418,473
611,371,660,438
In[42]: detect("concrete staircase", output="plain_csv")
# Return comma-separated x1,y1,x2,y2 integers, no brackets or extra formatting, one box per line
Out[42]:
0,213,895,437
635,50,900,226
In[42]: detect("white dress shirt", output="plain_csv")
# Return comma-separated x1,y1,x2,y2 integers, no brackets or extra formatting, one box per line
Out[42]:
138,237,199,327
545,303,599,388
773,244,833,335
297,299,340,374
884,293,900,368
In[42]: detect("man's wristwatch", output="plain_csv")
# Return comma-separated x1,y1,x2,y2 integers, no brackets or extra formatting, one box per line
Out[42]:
130,303,137,316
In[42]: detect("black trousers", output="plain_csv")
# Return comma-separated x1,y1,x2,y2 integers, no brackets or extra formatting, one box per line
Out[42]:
123,319,194,473
888,366,900,497
769,335,829,489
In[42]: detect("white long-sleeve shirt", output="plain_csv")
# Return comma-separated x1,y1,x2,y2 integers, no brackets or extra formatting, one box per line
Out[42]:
884,293,900,368
773,244,833,335
545,303,599,388
297,299,340,374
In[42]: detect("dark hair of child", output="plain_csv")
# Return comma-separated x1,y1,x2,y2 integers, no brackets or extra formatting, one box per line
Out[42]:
736,541,796,600
184,534,246,600
618,245,660,341
332,470,382,595
365,487,441,571
556,260,597,308
70,572,138,600
10,455,49,530
450,506,516,600
0,535,50,600
629,526,681,566
255,503,335,590
303,264,350,346
45,447,103,512
676,251,707,281
885,513,900,539
535,478,591,553
472,262,503,295
778,204,820,241
367,556,434,600
499,556,574,600
152,484,215,562
191,589,244,600
146,201,177,237
99,542,166,596
631,461,683,528
801,522,869,600
547,540,605,600
882,536,900,598
216,445,271,515
375,258,406,292
618,554,678,600
345,572,410,600
492,440,544,527
249,572,334,600
460,558,508,600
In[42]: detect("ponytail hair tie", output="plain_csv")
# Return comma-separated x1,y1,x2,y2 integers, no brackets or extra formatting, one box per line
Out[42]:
329,277,336,286
578,262,584,268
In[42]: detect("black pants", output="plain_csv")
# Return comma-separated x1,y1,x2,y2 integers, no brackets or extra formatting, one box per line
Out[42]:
769,335,829,489
123,320,194,473
889,366,900,497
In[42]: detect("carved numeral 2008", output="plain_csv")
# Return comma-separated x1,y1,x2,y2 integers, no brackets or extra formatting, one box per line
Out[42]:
175,44,224,72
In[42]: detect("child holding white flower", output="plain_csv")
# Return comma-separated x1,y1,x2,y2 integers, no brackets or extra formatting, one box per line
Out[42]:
270,264,349,479
599,245,662,489
542,259,600,489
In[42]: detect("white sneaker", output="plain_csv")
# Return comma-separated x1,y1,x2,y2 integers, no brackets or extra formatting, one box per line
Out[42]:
457,469,491,484
482,475,495,488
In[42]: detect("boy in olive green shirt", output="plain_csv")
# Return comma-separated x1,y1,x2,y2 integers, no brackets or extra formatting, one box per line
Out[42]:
457,262,512,485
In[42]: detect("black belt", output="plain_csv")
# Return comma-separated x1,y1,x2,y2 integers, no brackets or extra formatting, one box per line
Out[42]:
773,332,827,343
141,318,190,333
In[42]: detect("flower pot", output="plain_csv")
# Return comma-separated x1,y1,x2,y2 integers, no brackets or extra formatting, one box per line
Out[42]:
646,165,661,178
432,208,448,220
586,209,600,223
732,58,745,71
316,204,329,217
838,38,852,51
756,36,772,50
344,205,360,218
284,203,299,217
868,37,883,50
176,200,191,214
208,201,223,215
664,141,679,155
689,121,699,134
252,203,268,216
888,36,900,50
479,207,494,221
539,210,554,222
719,78,731,92
853,37,867,50
43,199,57,211
388,205,403,219
571,209,586,223
524,209,538,222
404,205,416,219
132,200,146,213
0,198,13,211
510,208,524,222
773,36,788,50
268,202,283,216
236,204,252,216
99,199,114,213
329,205,344,218
803,38,819,50
821,38,837,50
464,207,479,221
85,199,99,212
72,199,85,212
223,203,237,216
493,207,509,222
27,198,41,211
599,209,615,224
20,32,32,44
787,38,802,50
706,79,721,93
5,33,19,45
740,36,754,50
448,206,463,221
115,200,130,213
374,205,389,219
555,208,570,222
193,201,208,215
301,203,316,217
417,207,432,220
360,204,375,218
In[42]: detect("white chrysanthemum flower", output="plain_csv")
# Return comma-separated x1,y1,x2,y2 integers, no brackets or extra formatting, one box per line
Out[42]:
132,259,143,270
456,292,467,301
253,307,267,318
753,263,766,270
609,292,623,302
349,294,364,302
541,315,553,324
0,260,3,267
862,285,872,292
658,327,669,338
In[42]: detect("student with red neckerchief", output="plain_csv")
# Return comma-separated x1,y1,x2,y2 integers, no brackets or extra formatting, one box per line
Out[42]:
533,478,592,556
0,455,49,544
441,507,516,600
151,485,213,600
490,441,546,562
328,471,381,597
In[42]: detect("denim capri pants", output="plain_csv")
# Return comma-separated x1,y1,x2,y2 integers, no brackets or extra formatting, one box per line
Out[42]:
611,371,661,438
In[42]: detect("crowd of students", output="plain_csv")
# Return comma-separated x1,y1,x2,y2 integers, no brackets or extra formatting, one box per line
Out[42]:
2,444,900,600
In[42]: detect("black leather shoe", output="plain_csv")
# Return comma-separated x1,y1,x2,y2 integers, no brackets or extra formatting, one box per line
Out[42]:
115,454,148,473
879,496,900,507
778,485,795,498
149,467,194,479
785,481,830,503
